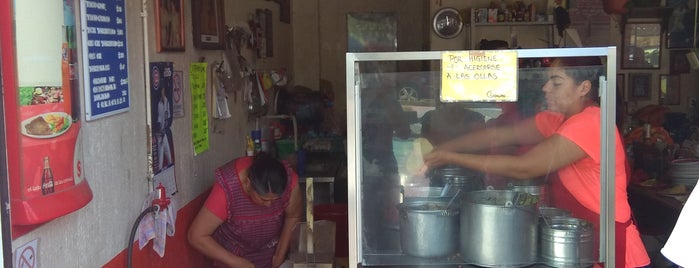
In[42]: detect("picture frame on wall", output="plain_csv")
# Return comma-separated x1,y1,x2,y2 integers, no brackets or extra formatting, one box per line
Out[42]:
622,23,661,69
155,0,186,52
659,74,681,105
629,73,652,100
670,50,691,74
192,0,226,50
666,0,697,48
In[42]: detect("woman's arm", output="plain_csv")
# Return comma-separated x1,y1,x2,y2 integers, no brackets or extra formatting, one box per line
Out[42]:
187,207,254,268
272,184,303,267
424,134,586,179
434,117,544,153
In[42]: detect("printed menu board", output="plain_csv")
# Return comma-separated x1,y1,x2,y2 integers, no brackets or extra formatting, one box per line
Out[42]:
80,0,129,120
440,50,519,102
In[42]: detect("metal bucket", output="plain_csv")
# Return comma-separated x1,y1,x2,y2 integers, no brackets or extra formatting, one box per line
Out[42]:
540,217,594,267
397,200,460,258
460,190,538,267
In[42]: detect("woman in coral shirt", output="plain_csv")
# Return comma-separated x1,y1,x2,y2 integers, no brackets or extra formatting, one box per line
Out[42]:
423,56,650,267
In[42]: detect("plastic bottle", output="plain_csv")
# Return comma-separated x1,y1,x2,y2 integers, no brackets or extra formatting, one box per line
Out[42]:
246,135,255,156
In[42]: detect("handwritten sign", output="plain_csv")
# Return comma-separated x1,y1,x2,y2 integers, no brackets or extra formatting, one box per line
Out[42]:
190,63,209,155
440,50,518,102
80,0,129,120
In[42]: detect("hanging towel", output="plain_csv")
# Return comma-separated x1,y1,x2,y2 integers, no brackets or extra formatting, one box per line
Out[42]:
137,190,178,257
660,188,698,267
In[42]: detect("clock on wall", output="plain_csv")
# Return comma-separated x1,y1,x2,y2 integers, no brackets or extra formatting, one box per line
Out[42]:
433,7,463,39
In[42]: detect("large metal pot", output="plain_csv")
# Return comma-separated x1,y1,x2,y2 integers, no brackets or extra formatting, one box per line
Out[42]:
460,190,538,267
397,200,460,258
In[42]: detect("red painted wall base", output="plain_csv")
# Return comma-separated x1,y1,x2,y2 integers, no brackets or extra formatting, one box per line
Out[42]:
103,189,213,268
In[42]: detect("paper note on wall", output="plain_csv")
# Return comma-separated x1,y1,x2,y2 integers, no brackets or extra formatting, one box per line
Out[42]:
440,50,519,102
189,63,210,155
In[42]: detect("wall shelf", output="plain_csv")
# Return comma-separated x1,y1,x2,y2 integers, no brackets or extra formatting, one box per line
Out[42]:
468,8,555,49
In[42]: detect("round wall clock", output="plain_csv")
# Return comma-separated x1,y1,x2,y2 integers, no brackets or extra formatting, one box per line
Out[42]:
433,8,463,39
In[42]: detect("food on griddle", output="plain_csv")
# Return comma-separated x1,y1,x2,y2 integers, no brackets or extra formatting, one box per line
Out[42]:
25,116,52,135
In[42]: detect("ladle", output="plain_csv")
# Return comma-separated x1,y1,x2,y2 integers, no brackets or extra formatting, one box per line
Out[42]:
445,189,461,210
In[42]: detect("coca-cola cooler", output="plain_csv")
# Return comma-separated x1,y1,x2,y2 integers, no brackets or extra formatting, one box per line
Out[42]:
1,0,92,237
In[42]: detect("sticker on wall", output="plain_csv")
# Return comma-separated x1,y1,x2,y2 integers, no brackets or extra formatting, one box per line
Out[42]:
14,239,38,268
172,70,185,118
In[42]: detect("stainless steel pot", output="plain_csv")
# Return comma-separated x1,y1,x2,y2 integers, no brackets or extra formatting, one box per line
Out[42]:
460,190,538,267
540,217,594,267
397,200,460,258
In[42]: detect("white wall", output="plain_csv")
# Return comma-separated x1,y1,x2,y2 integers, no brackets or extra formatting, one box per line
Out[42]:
9,0,290,266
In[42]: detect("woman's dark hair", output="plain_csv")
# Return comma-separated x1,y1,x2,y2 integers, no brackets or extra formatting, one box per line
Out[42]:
248,152,288,196
551,56,604,99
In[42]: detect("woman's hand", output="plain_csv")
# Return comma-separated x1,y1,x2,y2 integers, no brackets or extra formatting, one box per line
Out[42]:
422,150,455,170
232,259,255,268
271,253,286,268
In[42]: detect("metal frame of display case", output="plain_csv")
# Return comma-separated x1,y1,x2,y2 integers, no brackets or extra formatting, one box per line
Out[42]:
346,47,619,267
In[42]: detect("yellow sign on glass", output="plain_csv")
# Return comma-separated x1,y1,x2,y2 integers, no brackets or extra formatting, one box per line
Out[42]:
441,50,518,102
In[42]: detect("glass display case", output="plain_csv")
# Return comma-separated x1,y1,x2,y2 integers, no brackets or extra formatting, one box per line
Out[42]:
346,47,621,267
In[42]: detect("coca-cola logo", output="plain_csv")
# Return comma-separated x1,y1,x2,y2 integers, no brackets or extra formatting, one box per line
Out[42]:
152,66,160,89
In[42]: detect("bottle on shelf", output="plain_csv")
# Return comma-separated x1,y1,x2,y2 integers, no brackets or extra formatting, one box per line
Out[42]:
246,135,255,156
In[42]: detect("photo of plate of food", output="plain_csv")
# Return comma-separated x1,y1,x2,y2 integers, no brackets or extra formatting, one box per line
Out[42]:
21,112,72,138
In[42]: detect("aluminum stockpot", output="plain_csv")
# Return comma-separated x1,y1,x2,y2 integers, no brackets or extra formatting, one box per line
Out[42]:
540,217,594,267
460,190,538,267
397,200,460,258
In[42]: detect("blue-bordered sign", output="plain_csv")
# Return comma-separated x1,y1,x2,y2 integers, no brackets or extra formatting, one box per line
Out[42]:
80,0,129,120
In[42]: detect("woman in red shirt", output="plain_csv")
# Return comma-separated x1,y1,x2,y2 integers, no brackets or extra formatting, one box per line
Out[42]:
423,56,650,267
188,152,303,268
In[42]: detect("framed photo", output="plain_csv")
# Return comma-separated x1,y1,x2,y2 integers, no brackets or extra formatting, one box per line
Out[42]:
670,50,691,74
155,0,185,52
192,0,226,50
629,73,652,100
617,74,625,100
622,23,661,69
666,0,697,48
659,74,681,105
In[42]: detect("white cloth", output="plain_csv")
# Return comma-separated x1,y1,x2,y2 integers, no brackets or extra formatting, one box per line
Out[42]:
661,188,699,267
137,190,177,257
